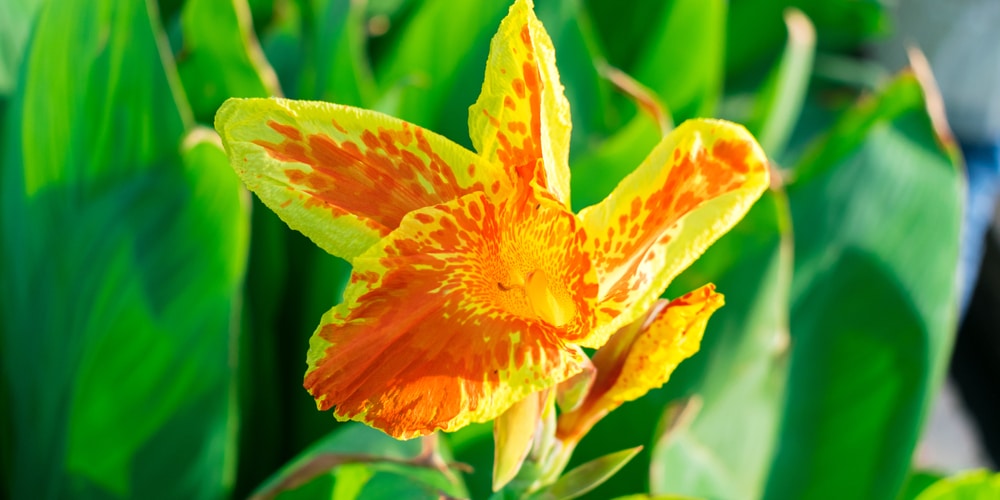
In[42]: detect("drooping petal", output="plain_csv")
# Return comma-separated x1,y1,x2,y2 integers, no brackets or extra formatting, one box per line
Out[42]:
557,285,723,442
303,189,598,439
215,97,511,262
577,119,767,346
468,0,572,205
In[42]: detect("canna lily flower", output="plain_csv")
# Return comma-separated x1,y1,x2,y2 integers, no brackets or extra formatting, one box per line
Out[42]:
215,0,768,439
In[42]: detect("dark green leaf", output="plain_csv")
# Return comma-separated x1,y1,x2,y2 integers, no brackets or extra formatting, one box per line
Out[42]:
297,0,376,106
0,0,249,497
764,73,963,500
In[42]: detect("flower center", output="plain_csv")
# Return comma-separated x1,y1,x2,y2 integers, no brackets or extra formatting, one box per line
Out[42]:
497,268,577,327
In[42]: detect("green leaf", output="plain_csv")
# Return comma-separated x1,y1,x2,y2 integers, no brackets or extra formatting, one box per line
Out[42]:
570,113,662,212
538,446,642,500
0,0,250,497
915,470,1000,500
745,8,816,159
0,0,46,96
177,0,281,123
649,189,793,500
373,0,508,145
628,0,726,121
764,73,963,500
297,0,377,106
899,470,947,500
251,424,468,500
533,0,615,158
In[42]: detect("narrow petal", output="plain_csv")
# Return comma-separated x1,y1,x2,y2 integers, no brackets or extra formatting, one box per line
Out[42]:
468,0,572,205
577,119,767,346
304,189,598,439
215,97,511,262
557,285,722,441
493,391,544,491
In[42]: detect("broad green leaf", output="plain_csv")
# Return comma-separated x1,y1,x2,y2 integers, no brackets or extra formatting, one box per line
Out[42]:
915,470,1000,500
0,0,249,497
537,446,642,500
252,424,468,500
745,8,815,159
764,73,963,500
648,190,792,500
177,0,281,122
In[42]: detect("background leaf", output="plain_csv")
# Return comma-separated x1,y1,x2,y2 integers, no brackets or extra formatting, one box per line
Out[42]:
764,73,963,500
0,0,249,497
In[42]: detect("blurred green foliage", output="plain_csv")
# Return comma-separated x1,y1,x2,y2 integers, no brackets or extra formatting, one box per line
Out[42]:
0,0,974,499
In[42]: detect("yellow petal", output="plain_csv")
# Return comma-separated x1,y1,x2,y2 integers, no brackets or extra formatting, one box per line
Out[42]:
468,0,572,205
557,285,722,442
493,391,545,491
304,190,595,439
215,97,510,262
578,119,768,347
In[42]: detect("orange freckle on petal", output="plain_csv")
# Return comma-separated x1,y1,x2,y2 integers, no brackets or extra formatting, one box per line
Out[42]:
414,213,434,224
520,25,531,46
267,120,302,141
467,163,476,177
361,130,380,150
504,96,517,111
512,79,526,98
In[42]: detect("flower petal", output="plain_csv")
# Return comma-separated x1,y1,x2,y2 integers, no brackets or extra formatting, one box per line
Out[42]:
303,189,597,438
577,119,767,346
215,97,510,261
468,0,572,205
557,285,722,442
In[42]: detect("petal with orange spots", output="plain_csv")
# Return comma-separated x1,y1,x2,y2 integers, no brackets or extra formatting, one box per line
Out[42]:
468,0,572,205
215,97,511,262
557,285,722,442
577,119,768,347
303,189,598,439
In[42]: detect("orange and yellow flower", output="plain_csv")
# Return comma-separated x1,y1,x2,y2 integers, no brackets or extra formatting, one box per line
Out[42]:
215,0,768,439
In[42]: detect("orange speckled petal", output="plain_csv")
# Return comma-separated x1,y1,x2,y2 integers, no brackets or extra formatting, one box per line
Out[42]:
557,285,722,442
577,119,768,346
468,0,572,205
303,189,597,439
215,97,511,262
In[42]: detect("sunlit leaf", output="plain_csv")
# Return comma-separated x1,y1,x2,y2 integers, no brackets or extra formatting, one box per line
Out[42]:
915,470,1000,500
177,0,281,122
537,446,642,500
